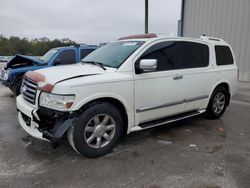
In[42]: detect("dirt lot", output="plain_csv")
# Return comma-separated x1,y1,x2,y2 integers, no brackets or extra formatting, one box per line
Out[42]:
0,82,250,188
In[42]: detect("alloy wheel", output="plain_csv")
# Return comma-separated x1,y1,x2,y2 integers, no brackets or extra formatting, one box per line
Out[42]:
84,114,116,149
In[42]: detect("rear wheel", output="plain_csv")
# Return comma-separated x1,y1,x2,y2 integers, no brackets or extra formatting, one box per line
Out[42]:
68,102,123,157
205,86,228,119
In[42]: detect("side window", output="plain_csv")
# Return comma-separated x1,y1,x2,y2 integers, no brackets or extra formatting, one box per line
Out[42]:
179,42,209,68
215,46,234,65
80,49,95,59
55,50,76,65
140,41,178,72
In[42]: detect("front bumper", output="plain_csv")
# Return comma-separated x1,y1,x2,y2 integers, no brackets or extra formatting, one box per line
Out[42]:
0,68,9,86
16,95,47,141
16,95,77,142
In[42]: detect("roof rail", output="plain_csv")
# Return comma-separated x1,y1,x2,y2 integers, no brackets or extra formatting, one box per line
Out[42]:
118,33,157,40
200,36,224,42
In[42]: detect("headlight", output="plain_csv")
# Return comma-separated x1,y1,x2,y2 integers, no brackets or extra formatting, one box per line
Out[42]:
39,92,75,111
2,68,9,80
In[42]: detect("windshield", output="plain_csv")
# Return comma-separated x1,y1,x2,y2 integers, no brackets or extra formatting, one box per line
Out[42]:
39,49,58,63
82,41,145,68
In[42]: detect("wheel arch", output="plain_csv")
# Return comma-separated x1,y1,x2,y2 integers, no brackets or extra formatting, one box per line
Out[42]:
76,96,130,137
209,81,231,106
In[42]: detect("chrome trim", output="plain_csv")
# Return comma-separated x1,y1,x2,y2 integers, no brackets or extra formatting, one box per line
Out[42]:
139,59,157,72
23,80,37,88
184,95,209,103
136,95,209,113
21,77,38,104
136,100,183,113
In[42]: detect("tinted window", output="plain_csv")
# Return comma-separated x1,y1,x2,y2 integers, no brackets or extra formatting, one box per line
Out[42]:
215,46,234,65
140,41,178,72
179,42,209,68
80,49,95,59
55,50,76,65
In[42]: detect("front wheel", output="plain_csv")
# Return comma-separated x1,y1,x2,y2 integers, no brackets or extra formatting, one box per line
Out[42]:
68,102,123,157
12,78,23,96
205,86,228,119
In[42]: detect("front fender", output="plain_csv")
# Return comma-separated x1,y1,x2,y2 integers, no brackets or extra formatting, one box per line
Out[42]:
72,92,131,114
72,93,134,133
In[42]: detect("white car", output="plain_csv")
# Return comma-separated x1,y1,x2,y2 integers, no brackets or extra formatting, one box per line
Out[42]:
16,34,238,157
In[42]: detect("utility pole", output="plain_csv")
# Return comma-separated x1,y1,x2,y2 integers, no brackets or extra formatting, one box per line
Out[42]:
145,0,148,34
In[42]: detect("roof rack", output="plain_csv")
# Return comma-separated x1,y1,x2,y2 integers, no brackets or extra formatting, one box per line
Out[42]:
118,33,158,40
200,35,224,42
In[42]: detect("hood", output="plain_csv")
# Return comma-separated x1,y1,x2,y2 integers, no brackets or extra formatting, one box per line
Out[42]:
5,54,44,69
33,63,115,85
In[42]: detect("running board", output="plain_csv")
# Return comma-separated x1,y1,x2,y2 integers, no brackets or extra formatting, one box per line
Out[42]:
131,110,205,132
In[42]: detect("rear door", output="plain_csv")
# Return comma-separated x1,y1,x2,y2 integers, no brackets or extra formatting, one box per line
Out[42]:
176,41,215,112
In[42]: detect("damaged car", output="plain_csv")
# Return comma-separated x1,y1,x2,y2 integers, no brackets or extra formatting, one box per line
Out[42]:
16,34,238,157
0,45,97,95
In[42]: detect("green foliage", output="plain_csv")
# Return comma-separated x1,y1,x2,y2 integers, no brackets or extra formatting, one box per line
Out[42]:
0,35,76,56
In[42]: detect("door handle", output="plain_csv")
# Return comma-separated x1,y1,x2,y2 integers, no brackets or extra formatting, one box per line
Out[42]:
173,75,183,80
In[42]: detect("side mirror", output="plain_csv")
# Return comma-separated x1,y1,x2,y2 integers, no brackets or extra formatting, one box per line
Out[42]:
53,59,62,65
139,59,157,73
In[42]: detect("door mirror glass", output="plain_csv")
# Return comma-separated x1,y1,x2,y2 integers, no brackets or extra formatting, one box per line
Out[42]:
139,59,157,72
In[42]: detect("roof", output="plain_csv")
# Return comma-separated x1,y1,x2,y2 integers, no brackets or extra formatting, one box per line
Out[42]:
118,33,229,46
53,44,98,50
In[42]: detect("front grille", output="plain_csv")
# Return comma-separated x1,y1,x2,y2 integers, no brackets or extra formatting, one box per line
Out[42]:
21,77,38,104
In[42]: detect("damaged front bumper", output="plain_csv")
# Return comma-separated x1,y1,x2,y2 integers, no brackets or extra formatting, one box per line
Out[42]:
0,68,9,86
16,95,77,142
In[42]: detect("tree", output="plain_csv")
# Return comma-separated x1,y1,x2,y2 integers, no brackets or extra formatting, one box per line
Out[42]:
0,35,76,56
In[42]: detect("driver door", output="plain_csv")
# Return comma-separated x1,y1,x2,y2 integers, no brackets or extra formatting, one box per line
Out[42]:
134,41,183,125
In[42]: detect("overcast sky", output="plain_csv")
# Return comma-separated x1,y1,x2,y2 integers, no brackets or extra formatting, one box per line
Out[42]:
0,0,181,44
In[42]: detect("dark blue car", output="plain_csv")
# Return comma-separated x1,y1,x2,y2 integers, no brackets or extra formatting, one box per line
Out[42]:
0,45,97,95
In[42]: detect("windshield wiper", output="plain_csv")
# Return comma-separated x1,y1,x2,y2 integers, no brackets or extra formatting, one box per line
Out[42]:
81,61,106,70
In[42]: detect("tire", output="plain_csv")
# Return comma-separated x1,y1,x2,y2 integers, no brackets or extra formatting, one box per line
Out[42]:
12,77,23,96
68,102,123,158
205,86,229,119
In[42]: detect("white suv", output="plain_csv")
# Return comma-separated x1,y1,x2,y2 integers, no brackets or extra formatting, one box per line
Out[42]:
16,34,238,157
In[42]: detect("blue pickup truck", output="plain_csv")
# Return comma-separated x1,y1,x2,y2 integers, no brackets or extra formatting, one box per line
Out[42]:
0,45,97,95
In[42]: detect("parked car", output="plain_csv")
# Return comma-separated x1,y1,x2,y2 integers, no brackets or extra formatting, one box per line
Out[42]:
16,34,238,157
0,45,98,95
0,56,13,63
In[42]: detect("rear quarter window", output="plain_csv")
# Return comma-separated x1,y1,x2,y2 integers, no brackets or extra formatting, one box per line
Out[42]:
215,46,234,65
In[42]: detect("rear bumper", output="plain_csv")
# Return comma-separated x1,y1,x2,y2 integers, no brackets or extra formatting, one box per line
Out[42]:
16,95,77,142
